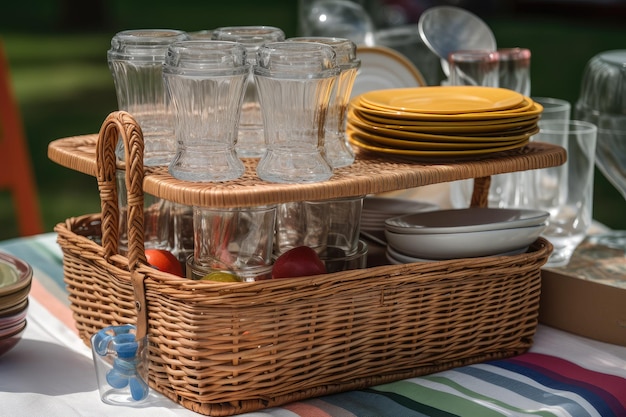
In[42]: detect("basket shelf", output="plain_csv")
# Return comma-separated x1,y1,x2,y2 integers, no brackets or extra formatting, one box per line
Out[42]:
48,132,566,208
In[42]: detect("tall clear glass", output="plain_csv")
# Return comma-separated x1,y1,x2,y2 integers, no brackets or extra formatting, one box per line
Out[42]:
447,49,500,87
254,41,340,183
211,26,286,158
286,36,361,168
107,29,188,167
163,40,250,182
497,47,531,96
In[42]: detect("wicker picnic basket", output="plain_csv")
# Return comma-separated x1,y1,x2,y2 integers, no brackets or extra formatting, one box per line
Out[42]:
52,111,558,416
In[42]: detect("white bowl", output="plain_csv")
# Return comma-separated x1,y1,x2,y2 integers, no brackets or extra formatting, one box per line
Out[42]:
384,222,546,260
385,207,549,235
386,243,528,264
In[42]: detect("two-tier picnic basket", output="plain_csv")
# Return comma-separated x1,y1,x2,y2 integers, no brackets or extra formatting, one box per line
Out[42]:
48,111,564,416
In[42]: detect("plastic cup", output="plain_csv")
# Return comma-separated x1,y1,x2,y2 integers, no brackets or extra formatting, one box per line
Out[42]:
91,325,149,405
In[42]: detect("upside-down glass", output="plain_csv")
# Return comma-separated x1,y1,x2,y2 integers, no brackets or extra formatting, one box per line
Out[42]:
286,36,360,168
163,40,249,182
211,26,286,158
254,41,340,183
575,49,626,250
107,29,188,166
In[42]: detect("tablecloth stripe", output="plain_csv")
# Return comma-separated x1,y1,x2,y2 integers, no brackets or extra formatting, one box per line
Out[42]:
322,389,445,417
361,351,626,417
505,354,626,415
450,366,596,417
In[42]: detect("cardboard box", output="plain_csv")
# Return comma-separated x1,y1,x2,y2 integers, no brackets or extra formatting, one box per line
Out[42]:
539,240,626,347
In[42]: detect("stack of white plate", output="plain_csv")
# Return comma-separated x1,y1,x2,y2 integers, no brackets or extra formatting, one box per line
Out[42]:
383,207,549,263
347,86,542,161
360,196,438,245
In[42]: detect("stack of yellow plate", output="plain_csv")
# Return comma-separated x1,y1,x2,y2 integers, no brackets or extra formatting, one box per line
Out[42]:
347,86,543,160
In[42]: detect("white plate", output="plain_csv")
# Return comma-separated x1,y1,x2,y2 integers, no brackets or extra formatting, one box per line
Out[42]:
385,207,549,235
384,223,546,260
350,46,426,99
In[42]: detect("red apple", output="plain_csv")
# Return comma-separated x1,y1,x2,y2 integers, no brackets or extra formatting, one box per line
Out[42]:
145,249,184,277
272,246,327,279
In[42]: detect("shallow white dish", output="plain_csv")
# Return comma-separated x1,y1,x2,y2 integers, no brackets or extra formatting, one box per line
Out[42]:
386,244,528,264
385,207,549,235
350,46,426,99
384,222,546,260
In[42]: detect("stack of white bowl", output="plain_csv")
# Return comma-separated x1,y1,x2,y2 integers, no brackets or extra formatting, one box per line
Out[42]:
0,253,32,357
384,207,549,263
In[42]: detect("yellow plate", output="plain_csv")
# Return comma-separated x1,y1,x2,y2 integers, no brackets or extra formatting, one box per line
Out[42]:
349,129,529,159
358,86,525,114
347,124,530,150
359,95,536,117
351,98,543,121
348,113,539,143
349,107,540,133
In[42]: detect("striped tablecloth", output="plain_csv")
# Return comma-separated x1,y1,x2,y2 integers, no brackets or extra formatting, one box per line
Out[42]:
1,233,625,417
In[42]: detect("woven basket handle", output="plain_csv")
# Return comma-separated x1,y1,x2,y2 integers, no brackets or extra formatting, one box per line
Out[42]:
96,111,147,270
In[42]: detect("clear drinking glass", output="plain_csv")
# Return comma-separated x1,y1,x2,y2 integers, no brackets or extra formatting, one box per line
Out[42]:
116,169,171,255
447,49,500,87
254,41,340,183
193,205,277,278
497,47,531,96
274,196,364,257
163,40,250,182
107,29,188,166
529,120,597,267
374,25,442,86
286,36,360,168
211,26,286,158
533,97,572,127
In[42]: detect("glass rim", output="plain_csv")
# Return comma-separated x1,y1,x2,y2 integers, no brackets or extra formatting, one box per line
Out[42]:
538,119,598,134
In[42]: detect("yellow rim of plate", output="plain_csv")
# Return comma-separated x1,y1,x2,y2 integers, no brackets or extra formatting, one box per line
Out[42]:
347,124,531,150
359,95,536,116
348,115,539,143
358,86,525,114
349,130,529,157
350,97,543,121
350,107,540,131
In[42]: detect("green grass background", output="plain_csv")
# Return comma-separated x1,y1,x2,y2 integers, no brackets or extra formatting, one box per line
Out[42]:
1,1,625,240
